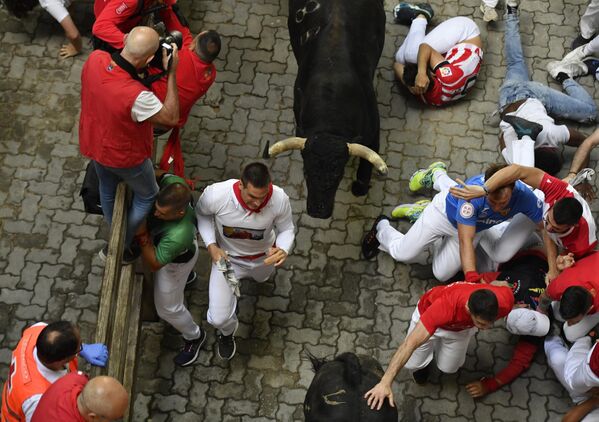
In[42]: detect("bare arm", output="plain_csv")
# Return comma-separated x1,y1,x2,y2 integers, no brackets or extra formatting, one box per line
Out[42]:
563,395,599,422
135,223,164,272
148,46,180,127
364,322,431,410
58,15,82,59
543,228,560,282
567,129,599,178
450,165,546,200
413,43,443,95
458,223,477,274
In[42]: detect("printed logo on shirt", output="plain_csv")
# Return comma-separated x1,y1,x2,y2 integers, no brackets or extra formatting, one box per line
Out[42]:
222,225,265,240
439,67,452,77
115,2,129,14
537,198,543,209
459,202,474,219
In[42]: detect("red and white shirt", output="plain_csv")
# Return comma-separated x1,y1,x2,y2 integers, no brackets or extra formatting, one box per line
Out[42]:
423,43,483,107
417,282,514,335
540,174,597,258
547,251,599,314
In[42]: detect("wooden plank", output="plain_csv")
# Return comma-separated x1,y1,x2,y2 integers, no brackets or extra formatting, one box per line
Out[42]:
91,182,128,378
123,275,144,422
107,263,135,381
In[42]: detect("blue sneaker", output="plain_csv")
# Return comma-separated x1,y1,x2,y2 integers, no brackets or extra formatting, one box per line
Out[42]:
393,3,434,25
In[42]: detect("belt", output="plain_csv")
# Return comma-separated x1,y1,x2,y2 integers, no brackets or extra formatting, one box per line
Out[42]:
230,252,266,261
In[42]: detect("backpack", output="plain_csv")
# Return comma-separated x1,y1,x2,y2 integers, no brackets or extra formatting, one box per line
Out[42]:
80,161,103,215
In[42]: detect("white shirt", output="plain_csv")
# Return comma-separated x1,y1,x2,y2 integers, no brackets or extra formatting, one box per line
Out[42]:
21,347,68,422
500,98,570,150
564,337,599,403
196,179,295,257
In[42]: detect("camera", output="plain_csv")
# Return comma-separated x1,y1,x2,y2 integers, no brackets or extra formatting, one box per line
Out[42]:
149,30,183,71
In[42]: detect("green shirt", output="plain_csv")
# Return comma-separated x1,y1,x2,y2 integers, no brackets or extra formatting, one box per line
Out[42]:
147,175,196,266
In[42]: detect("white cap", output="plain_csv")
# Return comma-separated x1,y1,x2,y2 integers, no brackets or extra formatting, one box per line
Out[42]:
506,308,550,337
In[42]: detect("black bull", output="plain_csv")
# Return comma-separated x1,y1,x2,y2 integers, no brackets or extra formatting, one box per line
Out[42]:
263,0,387,219
304,353,398,421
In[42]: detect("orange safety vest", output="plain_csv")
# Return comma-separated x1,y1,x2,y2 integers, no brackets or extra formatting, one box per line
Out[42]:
1,323,78,422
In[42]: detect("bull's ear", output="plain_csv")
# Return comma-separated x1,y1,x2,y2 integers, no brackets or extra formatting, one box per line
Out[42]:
306,351,328,372
262,140,271,158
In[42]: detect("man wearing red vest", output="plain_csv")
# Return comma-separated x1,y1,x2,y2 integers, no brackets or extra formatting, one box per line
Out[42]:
149,10,220,176
92,0,178,52
79,26,180,262
31,374,128,422
1,322,108,422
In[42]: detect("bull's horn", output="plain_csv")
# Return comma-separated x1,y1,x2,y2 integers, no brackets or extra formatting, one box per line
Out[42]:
347,143,388,176
266,137,307,157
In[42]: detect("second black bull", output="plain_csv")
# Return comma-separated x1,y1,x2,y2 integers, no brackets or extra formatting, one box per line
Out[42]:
263,0,388,219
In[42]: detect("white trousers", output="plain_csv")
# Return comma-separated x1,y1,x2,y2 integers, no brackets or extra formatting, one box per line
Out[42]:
395,16,480,64
404,307,477,373
501,135,536,167
207,256,275,336
581,0,599,39
545,335,599,421
154,246,201,341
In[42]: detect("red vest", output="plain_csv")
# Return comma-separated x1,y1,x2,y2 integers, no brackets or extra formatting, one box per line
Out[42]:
1,324,78,422
79,50,154,168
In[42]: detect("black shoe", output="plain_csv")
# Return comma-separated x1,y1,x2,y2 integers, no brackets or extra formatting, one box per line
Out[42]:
361,215,389,260
217,330,237,360
186,271,197,286
393,2,434,25
502,114,543,141
174,329,206,367
572,33,593,50
412,363,431,385
584,58,599,76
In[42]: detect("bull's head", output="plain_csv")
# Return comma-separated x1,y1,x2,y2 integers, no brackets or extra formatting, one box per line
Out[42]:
264,135,387,219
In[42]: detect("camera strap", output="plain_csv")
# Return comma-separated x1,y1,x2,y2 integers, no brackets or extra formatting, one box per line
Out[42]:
111,52,152,88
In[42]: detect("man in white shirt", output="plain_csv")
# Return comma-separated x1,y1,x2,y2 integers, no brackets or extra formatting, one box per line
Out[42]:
196,162,295,360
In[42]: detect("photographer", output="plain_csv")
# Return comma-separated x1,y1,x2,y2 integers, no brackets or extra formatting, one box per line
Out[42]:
150,9,221,175
92,0,178,52
79,26,180,262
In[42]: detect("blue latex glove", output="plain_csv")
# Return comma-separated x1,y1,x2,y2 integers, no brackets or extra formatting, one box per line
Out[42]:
80,343,109,367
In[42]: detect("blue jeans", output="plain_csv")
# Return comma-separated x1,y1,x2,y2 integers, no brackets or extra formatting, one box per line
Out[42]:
94,159,158,247
499,13,598,123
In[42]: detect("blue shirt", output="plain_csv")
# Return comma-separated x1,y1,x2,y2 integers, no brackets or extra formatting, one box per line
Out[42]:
445,174,543,231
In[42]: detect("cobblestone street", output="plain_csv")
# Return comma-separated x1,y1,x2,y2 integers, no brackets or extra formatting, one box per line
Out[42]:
2,0,599,420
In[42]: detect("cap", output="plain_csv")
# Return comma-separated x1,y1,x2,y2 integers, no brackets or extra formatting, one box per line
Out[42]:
506,308,550,337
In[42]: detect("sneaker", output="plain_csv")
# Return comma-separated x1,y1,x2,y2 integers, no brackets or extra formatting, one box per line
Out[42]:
391,199,431,222
98,244,140,265
409,161,447,192
186,271,197,286
174,329,206,367
393,2,434,25
217,327,237,360
412,363,431,385
480,4,498,22
584,58,599,76
562,45,588,64
569,168,595,186
505,0,519,7
572,33,593,50
361,215,390,260
501,115,543,140
547,60,588,79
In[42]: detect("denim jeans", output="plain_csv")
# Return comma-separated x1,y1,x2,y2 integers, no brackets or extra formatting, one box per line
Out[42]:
499,13,598,123
94,159,159,247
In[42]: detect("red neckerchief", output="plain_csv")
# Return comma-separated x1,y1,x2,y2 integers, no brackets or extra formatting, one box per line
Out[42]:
233,181,273,213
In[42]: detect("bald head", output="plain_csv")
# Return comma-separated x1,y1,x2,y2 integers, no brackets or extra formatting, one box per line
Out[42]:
80,376,128,421
123,26,159,61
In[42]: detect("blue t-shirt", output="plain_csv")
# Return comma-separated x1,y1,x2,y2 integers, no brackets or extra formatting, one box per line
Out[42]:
445,174,543,231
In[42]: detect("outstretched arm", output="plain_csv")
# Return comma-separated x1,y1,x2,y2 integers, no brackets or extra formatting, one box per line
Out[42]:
364,322,431,410
450,165,546,200
565,129,599,182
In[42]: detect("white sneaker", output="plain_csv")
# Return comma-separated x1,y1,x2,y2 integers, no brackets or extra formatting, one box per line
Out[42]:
547,60,588,79
561,45,588,64
506,0,519,6
480,4,498,22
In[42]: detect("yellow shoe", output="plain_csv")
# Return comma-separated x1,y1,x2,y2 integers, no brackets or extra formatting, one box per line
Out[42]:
408,162,447,192
391,199,431,222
